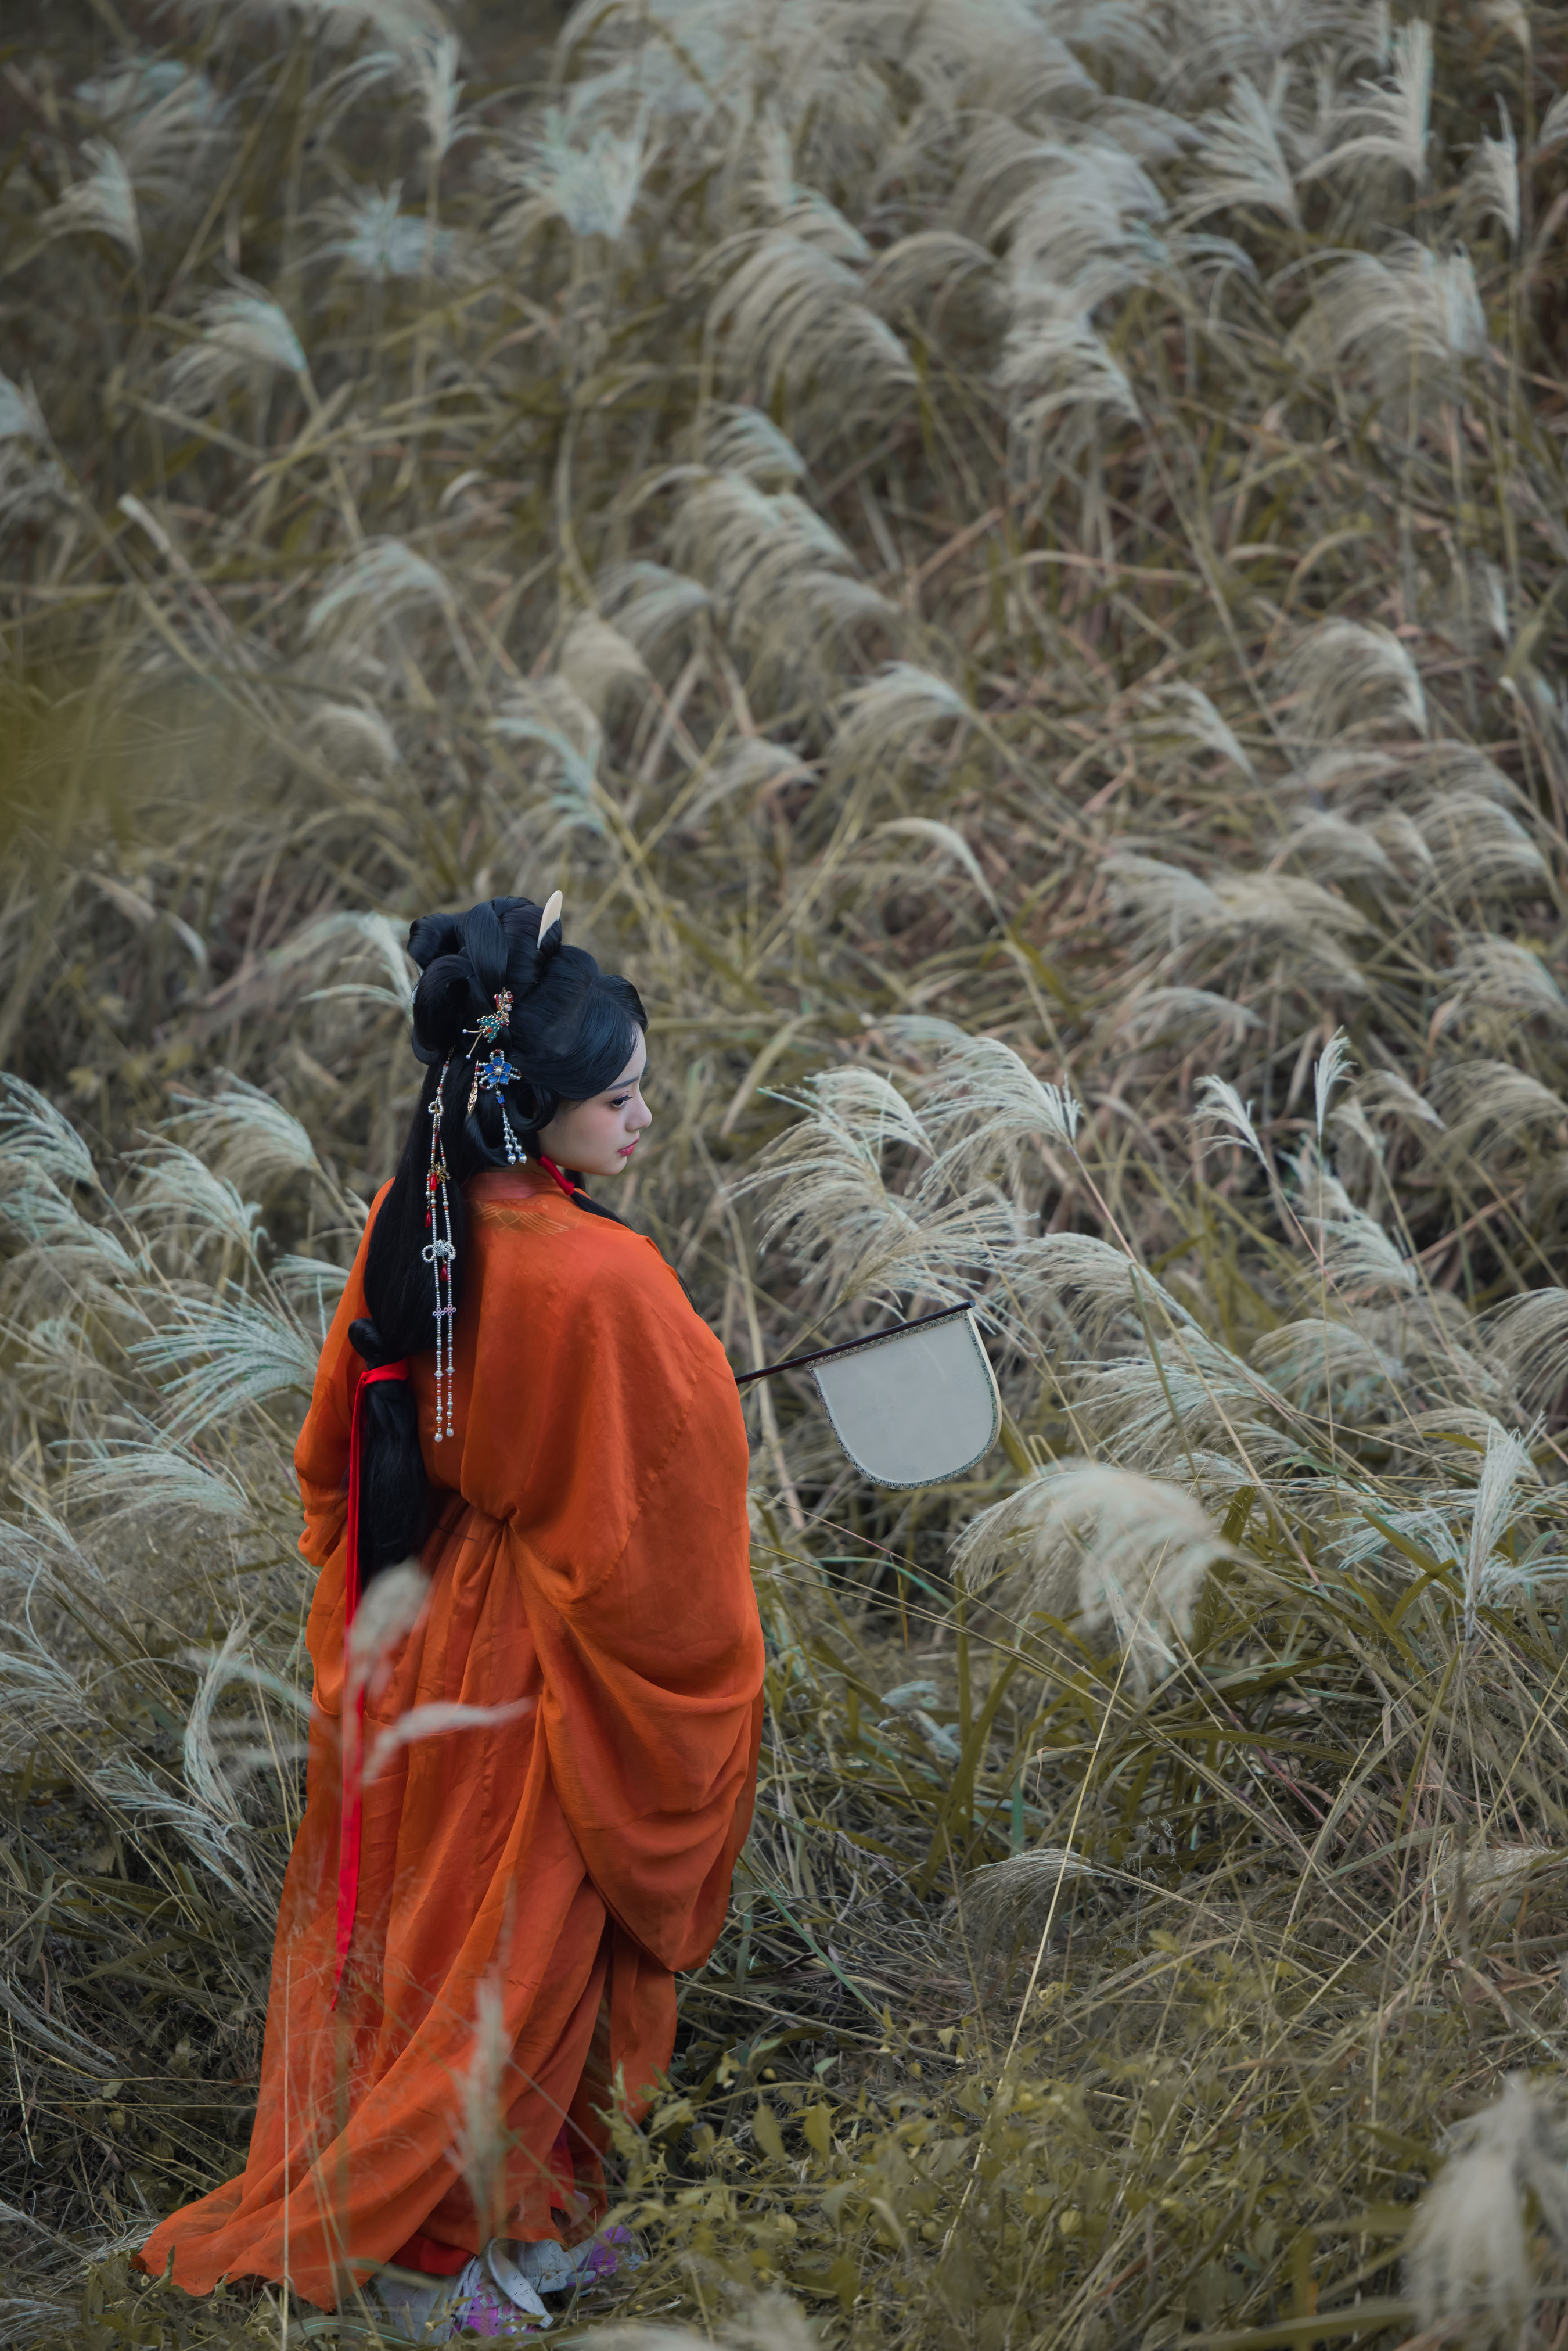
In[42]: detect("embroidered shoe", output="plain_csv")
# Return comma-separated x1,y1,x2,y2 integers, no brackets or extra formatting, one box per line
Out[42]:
571,2221,644,2291
442,2248,551,2339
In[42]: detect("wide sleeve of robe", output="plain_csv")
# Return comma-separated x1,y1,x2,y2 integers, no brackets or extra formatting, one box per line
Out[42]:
137,1167,764,2312
456,1185,765,1972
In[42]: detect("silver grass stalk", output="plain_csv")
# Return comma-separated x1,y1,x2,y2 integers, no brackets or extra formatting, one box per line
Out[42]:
318,187,455,282
166,287,307,412
408,32,463,164
306,702,401,772
182,1619,253,1845
1447,936,1567,1026
960,1847,1095,1964
491,682,603,834
1074,1361,1294,1481
1113,990,1259,1051
0,1643,93,1744
347,1562,431,1697
1405,2076,1568,2342
710,221,915,407
738,1062,1023,1307
587,2292,821,2351
1314,1028,1354,1142
1430,1060,1565,1155
1463,1421,1539,1639
1290,242,1487,406
872,820,1000,928
556,612,649,721
1180,77,1299,227
0,1171,143,1307
598,562,715,662
365,1698,534,1786
452,1976,512,2248
42,141,142,261
1292,1143,1415,1293
125,1144,264,1260
0,374,47,445
951,1461,1233,1687
684,737,815,827
900,1027,1081,1165
166,1077,329,1196
1355,1070,1443,1128
1192,1075,1267,1169
1133,682,1255,780
1303,19,1432,184
698,407,806,484
1464,104,1520,246
132,1294,318,1437
0,1076,102,1191
91,1760,258,1908
305,537,454,640
670,472,888,649
1482,1289,1568,1412
63,1437,250,1530
192,0,449,50
264,908,417,1017
866,228,1000,319
1276,814,1396,883
501,105,650,241
1431,1840,1554,1906
1277,619,1427,745
1415,792,1548,898
1251,1319,1403,1409
836,667,975,770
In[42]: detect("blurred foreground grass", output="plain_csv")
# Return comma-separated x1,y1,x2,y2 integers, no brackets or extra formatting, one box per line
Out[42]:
7,1,1568,2346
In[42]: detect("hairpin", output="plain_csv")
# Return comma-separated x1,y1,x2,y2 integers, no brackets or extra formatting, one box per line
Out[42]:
538,890,562,946
466,1046,519,1116
465,987,513,1054
422,1061,456,1441
466,1046,530,1167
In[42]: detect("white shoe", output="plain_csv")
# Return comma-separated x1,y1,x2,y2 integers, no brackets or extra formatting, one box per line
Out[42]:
489,2238,576,2300
440,2247,552,2338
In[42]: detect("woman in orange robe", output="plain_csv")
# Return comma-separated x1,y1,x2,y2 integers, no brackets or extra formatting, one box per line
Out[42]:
139,894,764,2332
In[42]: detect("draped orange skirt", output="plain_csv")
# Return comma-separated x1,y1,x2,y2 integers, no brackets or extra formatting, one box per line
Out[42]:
139,1167,765,2310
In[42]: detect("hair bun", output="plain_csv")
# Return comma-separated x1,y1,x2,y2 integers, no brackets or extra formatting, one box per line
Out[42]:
459,900,509,998
411,954,481,1066
408,912,464,973
349,1315,400,1367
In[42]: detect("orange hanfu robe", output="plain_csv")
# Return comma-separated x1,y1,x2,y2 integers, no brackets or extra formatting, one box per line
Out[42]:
140,1164,765,2310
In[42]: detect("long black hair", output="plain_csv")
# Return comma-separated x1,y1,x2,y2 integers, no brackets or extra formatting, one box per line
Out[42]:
350,895,645,1588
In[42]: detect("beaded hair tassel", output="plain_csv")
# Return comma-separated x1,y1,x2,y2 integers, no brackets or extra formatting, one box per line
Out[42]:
465,990,529,1167
422,1059,457,1442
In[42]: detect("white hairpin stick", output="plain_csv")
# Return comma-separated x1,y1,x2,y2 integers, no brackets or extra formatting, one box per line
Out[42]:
538,890,563,946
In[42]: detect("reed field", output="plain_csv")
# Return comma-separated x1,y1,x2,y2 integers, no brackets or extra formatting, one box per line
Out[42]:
8,0,1568,2342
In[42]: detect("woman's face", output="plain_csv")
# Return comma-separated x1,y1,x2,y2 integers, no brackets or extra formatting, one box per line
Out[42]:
535,1032,652,1178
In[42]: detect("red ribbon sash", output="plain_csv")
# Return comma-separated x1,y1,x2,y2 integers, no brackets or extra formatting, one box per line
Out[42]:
536,1152,578,1201
332,1358,409,2006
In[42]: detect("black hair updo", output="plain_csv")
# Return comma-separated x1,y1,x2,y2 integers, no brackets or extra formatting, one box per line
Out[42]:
350,895,645,1587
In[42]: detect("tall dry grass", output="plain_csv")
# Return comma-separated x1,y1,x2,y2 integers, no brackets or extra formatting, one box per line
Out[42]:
6,0,1568,2345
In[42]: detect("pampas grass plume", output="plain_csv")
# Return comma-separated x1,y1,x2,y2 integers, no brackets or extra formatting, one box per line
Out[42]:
1405,2076,1568,2341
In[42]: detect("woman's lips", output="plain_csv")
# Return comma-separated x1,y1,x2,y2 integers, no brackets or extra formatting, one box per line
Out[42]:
618,1141,637,1156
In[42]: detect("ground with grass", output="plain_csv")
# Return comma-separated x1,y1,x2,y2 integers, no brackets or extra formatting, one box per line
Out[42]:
6,2,1568,2346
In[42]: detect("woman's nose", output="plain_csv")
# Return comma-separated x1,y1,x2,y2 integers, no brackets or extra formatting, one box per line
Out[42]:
631,1098,652,1130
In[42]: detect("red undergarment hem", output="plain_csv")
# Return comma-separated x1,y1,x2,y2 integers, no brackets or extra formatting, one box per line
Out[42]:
392,2231,472,2276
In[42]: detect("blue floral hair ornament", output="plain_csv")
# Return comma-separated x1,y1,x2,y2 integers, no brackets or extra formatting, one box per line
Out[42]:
466,1046,529,1167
